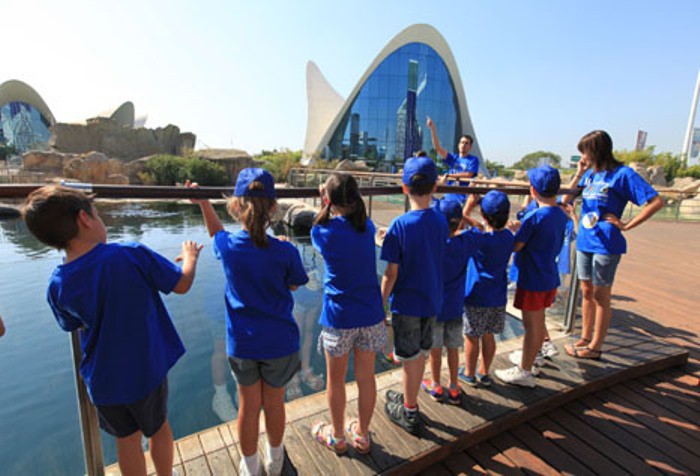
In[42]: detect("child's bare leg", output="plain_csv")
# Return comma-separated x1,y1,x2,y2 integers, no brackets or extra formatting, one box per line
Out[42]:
261,381,286,448
521,310,546,371
325,351,350,438
238,381,263,456
446,348,459,387
429,348,442,385
479,334,496,375
354,349,377,436
403,354,425,408
579,280,595,344
116,431,147,476
149,420,174,476
589,285,613,351
464,336,480,376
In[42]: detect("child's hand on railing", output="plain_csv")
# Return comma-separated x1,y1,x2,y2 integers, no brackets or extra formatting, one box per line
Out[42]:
184,180,206,204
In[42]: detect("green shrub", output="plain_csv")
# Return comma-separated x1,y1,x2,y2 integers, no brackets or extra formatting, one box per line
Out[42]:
141,154,227,186
679,165,700,179
254,149,302,182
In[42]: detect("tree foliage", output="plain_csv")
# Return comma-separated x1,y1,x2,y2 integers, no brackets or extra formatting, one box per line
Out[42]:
484,159,514,178
615,147,686,183
0,143,16,160
513,150,562,169
254,149,302,182
140,154,228,186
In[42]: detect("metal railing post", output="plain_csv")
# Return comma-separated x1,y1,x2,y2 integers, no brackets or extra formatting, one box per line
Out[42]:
70,331,104,476
563,256,580,335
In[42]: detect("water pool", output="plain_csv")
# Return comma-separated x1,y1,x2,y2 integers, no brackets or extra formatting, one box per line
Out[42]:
0,201,523,475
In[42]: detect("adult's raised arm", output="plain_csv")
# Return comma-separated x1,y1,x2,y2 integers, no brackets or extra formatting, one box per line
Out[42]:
427,116,448,158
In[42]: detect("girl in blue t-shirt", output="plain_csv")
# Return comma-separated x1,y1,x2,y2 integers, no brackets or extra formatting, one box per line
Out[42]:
188,169,309,476
310,173,386,455
563,131,663,360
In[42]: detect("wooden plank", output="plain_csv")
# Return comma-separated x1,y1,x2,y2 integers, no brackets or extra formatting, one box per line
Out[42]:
205,448,236,476
278,412,321,475
529,415,627,475
441,451,487,475
226,442,241,474
466,441,525,475
416,462,452,475
178,434,205,462
344,399,404,472
509,423,596,476
182,455,211,475
490,431,560,476
199,427,226,454
634,375,700,421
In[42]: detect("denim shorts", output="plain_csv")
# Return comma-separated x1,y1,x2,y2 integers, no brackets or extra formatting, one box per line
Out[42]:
576,251,621,287
228,352,301,388
318,321,388,357
431,319,463,349
96,378,168,438
391,314,435,361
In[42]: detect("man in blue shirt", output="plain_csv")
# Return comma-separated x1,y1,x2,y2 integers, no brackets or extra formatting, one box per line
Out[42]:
427,116,480,204
22,185,202,476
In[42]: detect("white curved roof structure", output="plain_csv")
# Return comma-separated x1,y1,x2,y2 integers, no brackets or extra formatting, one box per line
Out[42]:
303,24,483,169
99,101,136,127
0,79,56,125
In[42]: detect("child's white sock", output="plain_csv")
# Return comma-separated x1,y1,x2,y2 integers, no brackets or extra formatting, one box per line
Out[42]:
242,453,260,475
266,442,284,461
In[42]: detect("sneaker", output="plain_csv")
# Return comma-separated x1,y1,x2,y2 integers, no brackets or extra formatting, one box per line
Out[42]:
458,368,478,387
264,444,285,476
421,379,445,402
212,390,236,422
446,385,462,405
509,349,545,368
239,457,262,476
476,373,492,387
541,340,559,359
384,391,419,434
495,366,536,388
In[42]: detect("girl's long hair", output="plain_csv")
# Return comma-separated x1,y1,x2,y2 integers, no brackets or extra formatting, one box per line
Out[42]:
227,187,275,248
313,173,367,232
577,130,622,172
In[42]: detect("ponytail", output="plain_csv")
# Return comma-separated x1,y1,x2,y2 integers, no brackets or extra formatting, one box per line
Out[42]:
227,196,275,248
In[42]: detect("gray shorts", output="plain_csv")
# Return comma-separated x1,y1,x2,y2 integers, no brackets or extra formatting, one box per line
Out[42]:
463,306,506,338
228,353,300,388
576,251,621,287
391,314,436,361
432,319,463,349
318,321,388,357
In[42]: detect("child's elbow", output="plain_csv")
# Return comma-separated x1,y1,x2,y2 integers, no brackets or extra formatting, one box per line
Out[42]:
172,277,193,294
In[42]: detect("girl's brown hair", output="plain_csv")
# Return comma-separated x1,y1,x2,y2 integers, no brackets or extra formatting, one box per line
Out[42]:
577,130,622,172
227,190,275,248
313,173,367,232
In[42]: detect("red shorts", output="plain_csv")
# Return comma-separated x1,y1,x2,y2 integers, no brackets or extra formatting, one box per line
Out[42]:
514,288,557,311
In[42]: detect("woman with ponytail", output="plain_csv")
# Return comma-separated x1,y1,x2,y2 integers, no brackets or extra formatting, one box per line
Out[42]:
310,173,386,455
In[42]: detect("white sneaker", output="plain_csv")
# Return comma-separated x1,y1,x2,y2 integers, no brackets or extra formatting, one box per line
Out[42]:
509,350,545,368
212,390,236,422
541,340,559,359
239,458,262,476
264,444,285,476
495,366,536,388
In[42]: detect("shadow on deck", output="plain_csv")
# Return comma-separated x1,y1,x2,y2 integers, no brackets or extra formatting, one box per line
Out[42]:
106,328,688,475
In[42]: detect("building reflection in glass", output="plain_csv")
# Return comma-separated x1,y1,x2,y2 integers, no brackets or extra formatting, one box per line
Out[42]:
0,101,51,153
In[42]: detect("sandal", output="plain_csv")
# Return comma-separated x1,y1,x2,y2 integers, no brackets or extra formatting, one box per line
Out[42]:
573,338,591,349
566,345,603,360
346,419,371,454
312,421,347,454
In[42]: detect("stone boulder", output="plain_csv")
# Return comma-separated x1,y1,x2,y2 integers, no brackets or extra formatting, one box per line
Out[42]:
106,174,129,185
196,149,253,183
647,165,666,186
513,170,528,181
22,150,69,173
335,159,369,171
671,177,700,194
124,157,150,184
63,152,117,183
629,162,650,183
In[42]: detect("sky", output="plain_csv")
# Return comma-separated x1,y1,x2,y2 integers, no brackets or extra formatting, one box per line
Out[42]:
4,0,700,165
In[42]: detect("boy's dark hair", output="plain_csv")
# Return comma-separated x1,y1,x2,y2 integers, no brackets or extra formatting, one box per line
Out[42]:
21,185,94,250
460,134,474,145
447,218,461,233
414,150,428,157
406,175,436,196
313,173,367,232
577,130,622,172
482,211,509,230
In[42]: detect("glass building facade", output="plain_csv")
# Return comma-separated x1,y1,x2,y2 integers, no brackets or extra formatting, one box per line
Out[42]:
0,101,51,153
324,42,460,169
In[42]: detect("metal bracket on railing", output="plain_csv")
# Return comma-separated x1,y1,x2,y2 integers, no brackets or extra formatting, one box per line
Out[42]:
70,331,104,476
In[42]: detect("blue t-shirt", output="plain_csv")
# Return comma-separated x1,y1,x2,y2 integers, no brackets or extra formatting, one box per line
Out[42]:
577,165,658,255
558,219,575,274
311,217,384,329
381,208,448,317
514,206,568,291
213,230,309,360
443,153,480,203
464,228,515,308
439,230,477,321
47,242,184,406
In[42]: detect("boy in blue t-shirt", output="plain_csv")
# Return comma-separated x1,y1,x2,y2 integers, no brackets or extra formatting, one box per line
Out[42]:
381,157,448,434
22,185,202,476
495,166,567,388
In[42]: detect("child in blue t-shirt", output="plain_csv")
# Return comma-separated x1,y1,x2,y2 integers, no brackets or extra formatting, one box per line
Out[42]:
188,169,308,476
310,173,386,455
22,185,202,476
420,198,474,405
381,157,448,434
495,166,568,388
458,191,515,387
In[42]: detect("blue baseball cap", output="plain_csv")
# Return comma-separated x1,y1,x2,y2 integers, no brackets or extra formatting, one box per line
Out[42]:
234,168,276,198
480,190,510,216
527,165,561,197
437,198,463,222
403,157,438,186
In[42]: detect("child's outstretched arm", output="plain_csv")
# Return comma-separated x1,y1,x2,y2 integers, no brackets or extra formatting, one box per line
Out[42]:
173,240,203,294
185,180,224,237
0,315,5,337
